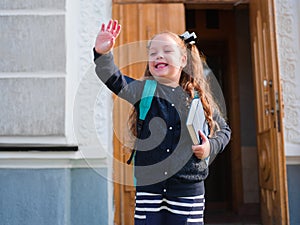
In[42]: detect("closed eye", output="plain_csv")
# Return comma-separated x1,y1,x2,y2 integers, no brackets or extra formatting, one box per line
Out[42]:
149,52,157,56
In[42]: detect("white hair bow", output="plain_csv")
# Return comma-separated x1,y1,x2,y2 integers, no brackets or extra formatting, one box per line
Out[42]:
179,31,197,45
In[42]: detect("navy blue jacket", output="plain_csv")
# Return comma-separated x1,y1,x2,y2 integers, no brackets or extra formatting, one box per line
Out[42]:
94,50,231,197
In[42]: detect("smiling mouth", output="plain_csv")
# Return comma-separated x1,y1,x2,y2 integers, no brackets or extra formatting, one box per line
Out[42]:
155,63,168,69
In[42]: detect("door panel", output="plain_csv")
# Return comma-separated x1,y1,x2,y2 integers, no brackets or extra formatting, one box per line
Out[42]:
112,4,185,225
249,0,289,224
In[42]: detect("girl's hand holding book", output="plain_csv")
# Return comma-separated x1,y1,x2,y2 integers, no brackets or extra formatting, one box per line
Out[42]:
192,131,210,160
95,19,121,54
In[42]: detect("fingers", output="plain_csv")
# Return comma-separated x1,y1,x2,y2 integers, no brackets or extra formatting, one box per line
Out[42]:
192,146,204,159
111,20,117,30
198,130,208,142
106,20,113,31
110,20,121,38
192,144,204,158
192,146,207,159
104,20,121,35
192,145,203,152
101,23,105,32
113,23,122,38
192,131,210,159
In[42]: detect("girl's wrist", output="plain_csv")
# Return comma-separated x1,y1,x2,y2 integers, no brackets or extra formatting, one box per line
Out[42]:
93,47,112,61
94,46,110,55
93,47,102,61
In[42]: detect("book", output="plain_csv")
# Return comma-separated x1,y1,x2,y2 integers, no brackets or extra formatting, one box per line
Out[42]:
186,97,208,145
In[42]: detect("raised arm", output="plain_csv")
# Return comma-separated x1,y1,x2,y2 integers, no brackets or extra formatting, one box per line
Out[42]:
93,20,143,105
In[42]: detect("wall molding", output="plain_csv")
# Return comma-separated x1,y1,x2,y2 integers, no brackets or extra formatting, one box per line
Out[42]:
0,10,65,16
286,156,300,165
0,136,68,145
0,72,66,78
0,146,107,169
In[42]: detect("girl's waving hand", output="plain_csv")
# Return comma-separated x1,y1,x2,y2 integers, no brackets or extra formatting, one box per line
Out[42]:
95,20,121,55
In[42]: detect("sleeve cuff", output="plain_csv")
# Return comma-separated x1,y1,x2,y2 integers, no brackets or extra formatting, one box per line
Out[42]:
93,47,102,61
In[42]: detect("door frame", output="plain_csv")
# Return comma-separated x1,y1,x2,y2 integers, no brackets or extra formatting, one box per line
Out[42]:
249,0,289,224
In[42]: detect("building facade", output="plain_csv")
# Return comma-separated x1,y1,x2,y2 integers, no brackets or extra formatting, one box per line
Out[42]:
0,0,299,225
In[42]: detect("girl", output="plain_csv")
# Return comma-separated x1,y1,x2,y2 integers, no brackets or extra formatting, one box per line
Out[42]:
94,20,231,225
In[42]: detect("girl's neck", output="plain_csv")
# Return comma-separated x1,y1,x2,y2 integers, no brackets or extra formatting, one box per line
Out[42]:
153,77,179,88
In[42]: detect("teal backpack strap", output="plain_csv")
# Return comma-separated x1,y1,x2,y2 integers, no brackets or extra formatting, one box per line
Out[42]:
139,79,157,120
126,79,157,166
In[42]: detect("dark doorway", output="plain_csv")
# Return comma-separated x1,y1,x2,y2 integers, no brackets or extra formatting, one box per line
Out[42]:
199,40,232,211
185,4,261,224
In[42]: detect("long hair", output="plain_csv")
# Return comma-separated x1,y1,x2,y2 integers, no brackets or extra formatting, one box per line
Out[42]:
129,31,220,141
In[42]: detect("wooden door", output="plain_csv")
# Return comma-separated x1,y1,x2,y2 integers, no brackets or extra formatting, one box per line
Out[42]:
249,0,289,224
112,3,185,225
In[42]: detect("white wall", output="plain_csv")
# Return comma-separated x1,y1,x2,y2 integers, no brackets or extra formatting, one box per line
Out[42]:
68,0,114,224
275,0,300,164
0,0,114,224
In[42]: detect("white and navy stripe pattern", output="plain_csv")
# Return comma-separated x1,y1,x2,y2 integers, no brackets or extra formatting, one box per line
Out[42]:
134,192,205,225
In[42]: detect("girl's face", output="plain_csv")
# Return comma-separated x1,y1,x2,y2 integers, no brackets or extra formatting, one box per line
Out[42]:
148,34,187,86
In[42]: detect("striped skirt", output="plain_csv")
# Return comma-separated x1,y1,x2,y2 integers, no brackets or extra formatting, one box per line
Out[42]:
134,192,205,225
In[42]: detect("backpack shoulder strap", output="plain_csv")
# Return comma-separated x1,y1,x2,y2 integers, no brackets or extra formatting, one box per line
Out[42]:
139,79,157,120
126,79,157,165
